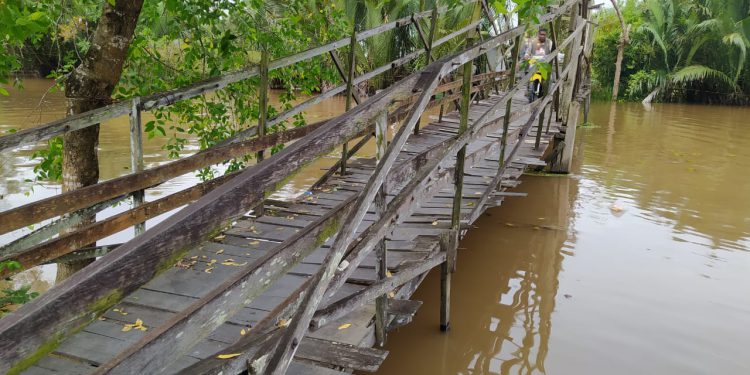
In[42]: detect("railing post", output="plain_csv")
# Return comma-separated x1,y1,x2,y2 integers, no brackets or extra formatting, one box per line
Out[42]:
415,6,439,135
341,25,357,176
534,104,547,149
373,109,388,346
560,2,582,122
549,20,562,121
255,48,270,217
442,37,474,331
129,97,145,235
500,35,522,169
555,100,580,172
439,232,452,332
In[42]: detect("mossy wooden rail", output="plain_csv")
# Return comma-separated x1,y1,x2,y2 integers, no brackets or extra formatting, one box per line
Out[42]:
0,0,595,374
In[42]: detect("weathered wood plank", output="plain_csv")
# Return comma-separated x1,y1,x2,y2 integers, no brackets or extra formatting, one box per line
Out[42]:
296,337,388,372
94,197,355,374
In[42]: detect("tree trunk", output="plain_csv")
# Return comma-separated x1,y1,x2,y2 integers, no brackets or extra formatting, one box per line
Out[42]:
57,0,145,282
610,0,629,101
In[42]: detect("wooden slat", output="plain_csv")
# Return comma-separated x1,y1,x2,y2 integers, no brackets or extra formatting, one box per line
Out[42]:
296,337,388,372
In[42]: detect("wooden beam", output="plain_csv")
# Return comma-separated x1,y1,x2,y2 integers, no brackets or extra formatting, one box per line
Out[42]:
296,337,388,372
128,98,145,235
0,171,237,277
373,109,388,346
311,251,445,329
0,196,124,258
0,119,330,235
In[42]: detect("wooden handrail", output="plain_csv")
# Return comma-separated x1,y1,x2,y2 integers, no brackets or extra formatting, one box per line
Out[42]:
0,2,587,373
0,3,474,153
0,1,487,237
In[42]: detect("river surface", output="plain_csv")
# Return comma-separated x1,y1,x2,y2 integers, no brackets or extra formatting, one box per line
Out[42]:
2,82,750,374
376,102,750,374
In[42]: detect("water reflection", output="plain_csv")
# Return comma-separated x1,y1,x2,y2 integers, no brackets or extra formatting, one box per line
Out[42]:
378,101,750,374
377,174,577,374
581,102,750,250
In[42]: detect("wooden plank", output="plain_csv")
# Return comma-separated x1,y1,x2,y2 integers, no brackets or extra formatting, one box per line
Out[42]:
386,299,423,318
295,337,388,372
93,197,355,374
311,252,445,329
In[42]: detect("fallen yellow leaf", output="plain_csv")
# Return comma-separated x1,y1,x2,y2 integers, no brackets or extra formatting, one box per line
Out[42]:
216,249,224,254
217,353,242,359
249,240,260,246
338,323,352,330
205,267,214,274
221,261,248,267
121,325,133,332
277,319,290,327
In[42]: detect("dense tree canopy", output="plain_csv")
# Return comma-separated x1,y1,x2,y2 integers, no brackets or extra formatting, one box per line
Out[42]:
592,0,750,104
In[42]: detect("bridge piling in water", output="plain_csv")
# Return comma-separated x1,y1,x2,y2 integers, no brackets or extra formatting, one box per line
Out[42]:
0,1,594,373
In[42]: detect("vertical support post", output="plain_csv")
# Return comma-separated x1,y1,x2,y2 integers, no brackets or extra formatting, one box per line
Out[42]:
555,100,580,173
500,35,521,169
439,233,452,332
373,109,388,346
545,101,554,134
415,6,439,135
129,97,145,235
550,20,562,121
534,104,547,149
560,2,582,122
341,26,357,176
442,37,474,332
255,48,270,217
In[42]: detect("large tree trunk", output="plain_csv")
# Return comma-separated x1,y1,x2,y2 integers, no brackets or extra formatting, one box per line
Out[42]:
610,0,629,101
57,0,145,282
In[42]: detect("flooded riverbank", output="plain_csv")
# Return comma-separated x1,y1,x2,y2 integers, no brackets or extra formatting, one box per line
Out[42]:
0,79,348,286
377,102,750,374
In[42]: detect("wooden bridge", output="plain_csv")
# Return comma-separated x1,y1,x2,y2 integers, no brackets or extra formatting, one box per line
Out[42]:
0,1,594,374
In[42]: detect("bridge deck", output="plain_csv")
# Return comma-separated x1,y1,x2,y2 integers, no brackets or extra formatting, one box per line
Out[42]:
24,92,560,375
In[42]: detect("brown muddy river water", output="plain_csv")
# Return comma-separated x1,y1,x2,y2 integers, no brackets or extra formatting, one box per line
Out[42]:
377,102,750,374
2,81,750,374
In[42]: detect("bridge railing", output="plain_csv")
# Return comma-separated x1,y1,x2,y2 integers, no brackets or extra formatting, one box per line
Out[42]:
0,0,595,373
0,0,505,273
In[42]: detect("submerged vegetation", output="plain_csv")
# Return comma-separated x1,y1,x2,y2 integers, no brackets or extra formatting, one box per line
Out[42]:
592,0,750,104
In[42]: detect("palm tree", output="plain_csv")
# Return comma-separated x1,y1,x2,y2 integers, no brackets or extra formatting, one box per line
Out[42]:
635,0,744,103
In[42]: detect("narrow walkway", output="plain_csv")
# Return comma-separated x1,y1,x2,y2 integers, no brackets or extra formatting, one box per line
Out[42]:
25,92,559,375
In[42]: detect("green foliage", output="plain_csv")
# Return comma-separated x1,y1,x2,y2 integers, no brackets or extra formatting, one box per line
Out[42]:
0,261,39,316
31,137,63,181
0,1,52,85
2,0,536,184
592,0,750,104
